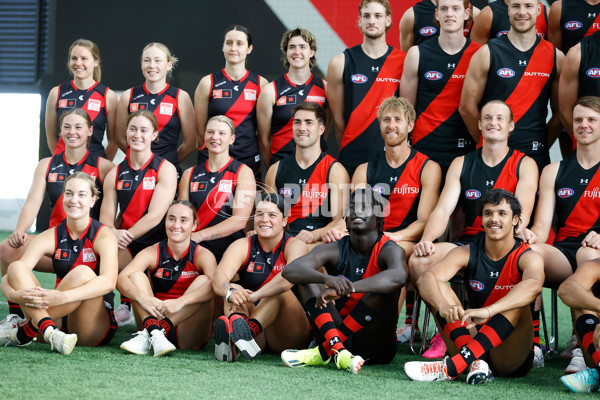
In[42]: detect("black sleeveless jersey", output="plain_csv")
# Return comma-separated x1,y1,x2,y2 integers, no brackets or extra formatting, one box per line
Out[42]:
128,83,181,169
366,149,430,232
413,0,439,46
150,239,201,300
489,0,548,39
52,218,103,280
55,81,109,158
560,0,600,53
579,31,600,97
341,45,404,173
275,153,338,235
466,237,529,309
237,231,294,292
270,74,327,165
46,151,103,228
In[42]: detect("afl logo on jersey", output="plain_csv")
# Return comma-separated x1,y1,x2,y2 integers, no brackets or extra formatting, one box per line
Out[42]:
351,74,368,84
372,186,385,195
469,280,484,291
564,21,583,30
495,30,509,37
586,68,600,78
279,187,294,198
497,68,515,78
557,188,574,198
419,26,437,36
424,71,443,81
465,189,481,200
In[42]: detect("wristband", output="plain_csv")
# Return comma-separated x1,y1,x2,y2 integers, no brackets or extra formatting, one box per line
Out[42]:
225,287,236,303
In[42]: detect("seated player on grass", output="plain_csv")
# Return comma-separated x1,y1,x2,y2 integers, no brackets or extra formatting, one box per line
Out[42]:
280,187,408,374
0,172,118,355
405,189,544,383
211,193,310,361
117,200,216,357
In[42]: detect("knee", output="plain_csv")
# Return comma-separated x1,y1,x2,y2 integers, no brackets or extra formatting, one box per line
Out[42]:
62,265,96,287
408,256,430,284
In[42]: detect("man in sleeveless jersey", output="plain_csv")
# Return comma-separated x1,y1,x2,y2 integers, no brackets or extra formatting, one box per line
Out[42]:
405,189,544,382
548,0,600,54
461,0,563,170
401,0,481,173
327,0,405,175
280,188,408,374
265,102,349,247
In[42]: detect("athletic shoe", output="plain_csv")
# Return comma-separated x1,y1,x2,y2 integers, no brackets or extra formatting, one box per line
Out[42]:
229,315,261,360
114,304,135,326
120,329,151,355
0,314,26,330
149,329,176,357
396,324,420,344
334,349,364,374
560,368,600,393
423,333,447,359
561,334,578,358
213,316,237,362
281,346,330,368
467,360,494,384
565,348,587,374
47,328,77,355
532,345,545,368
0,326,20,347
404,357,452,382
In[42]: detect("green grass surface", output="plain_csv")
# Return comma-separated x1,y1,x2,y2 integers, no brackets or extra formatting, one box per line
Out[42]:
0,231,577,399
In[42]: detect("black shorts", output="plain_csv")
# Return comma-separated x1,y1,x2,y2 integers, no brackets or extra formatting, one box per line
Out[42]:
554,240,581,272
127,225,167,258
505,348,534,378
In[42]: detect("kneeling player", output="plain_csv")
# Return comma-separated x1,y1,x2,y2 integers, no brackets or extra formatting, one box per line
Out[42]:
280,188,408,374
405,189,544,383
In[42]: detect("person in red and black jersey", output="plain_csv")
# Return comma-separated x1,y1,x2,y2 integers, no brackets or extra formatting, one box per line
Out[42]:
100,110,177,326
327,0,405,175
280,188,407,374
401,0,481,174
178,115,256,262
117,201,216,356
0,109,113,326
461,0,563,170
548,0,600,54
264,102,349,248
194,26,268,181
46,39,118,160
0,173,119,354
405,189,544,383
115,42,196,175
257,28,328,168
211,193,310,361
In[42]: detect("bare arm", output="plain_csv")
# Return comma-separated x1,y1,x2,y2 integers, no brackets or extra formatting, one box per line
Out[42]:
176,90,197,163
400,46,420,105
459,45,490,141
116,245,157,302
399,7,415,52
115,88,132,153
547,1,563,50
326,53,346,143
193,74,211,150
45,86,59,152
514,156,539,232
177,167,192,201
351,242,408,293
529,162,559,243
256,82,275,168
263,162,279,193
104,89,119,161
11,159,51,238
212,238,250,304
558,44,581,138
470,6,493,44
99,166,118,229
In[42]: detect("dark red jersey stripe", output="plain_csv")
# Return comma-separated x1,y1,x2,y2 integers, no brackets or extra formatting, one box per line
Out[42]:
556,168,600,242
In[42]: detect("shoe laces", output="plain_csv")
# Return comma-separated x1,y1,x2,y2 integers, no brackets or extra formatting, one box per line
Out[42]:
421,360,447,378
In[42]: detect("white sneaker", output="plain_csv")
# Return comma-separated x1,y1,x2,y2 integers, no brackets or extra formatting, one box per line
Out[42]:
0,314,26,330
561,334,578,358
114,304,135,326
566,348,587,374
150,329,176,357
46,328,77,355
533,346,545,368
396,324,420,344
404,357,452,382
467,360,494,384
0,326,20,347
120,329,151,355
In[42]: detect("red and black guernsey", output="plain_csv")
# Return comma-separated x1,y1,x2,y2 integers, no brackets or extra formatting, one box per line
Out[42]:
554,153,600,243
341,45,405,173
237,231,294,292
560,0,600,53
483,35,556,168
115,154,167,246
274,153,338,235
127,83,181,170
412,0,439,45
45,151,103,228
150,239,201,301
412,38,479,170
466,237,529,309
489,0,548,39
366,149,430,232
579,32,600,97
458,148,525,243
54,81,110,158
328,235,395,317
270,73,327,164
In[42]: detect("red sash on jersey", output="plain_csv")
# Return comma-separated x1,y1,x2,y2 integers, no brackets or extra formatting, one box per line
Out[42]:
585,13,600,37
535,3,548,38
119,157,163,230
483,241,528,307
194,169,239,231
287,157,333,224
555,167,600,242
504,39,555,124
341,49,405,149
462,151,524,237
412,42,480,144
